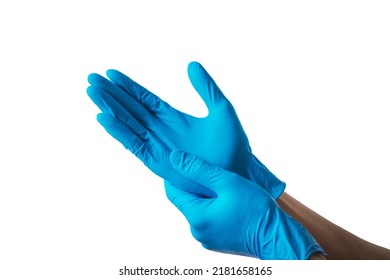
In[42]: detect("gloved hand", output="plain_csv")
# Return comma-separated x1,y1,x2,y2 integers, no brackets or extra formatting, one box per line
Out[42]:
87,62,285,199
165,150,324,260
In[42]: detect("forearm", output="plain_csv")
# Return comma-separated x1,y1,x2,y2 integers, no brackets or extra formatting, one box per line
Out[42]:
278,192,390,260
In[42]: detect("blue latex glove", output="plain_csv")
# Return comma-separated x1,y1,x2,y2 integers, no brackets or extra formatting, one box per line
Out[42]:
165,150,324,260
87,62,285,199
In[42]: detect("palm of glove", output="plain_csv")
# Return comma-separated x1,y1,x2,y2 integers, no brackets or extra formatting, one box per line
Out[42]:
156,100,249,175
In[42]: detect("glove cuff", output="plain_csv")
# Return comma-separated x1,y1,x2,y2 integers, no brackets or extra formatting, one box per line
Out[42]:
254,207,325,260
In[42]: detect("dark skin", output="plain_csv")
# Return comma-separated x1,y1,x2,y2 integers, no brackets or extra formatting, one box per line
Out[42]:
278,192,390,260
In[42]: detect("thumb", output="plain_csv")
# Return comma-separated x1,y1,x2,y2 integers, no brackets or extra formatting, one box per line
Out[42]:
187,61,227,110
164,180,205,217
170,150,225,195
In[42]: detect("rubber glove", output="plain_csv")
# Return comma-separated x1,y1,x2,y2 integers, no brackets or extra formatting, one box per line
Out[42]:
165,150,325,260
87,62,285,199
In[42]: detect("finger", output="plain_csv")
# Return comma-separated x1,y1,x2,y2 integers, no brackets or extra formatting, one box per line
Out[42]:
164,180,206,218
88,73,156,127
87,85,111,113
97,113,146,161
88,86,151,141
170,150,229,194
187,61,227,110
98,111,164,181
106,69,175,115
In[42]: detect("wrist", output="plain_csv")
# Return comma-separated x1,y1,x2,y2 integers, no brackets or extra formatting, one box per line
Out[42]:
257,206,325,260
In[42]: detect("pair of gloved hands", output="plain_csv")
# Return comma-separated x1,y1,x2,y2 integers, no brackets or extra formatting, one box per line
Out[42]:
87,62,324,259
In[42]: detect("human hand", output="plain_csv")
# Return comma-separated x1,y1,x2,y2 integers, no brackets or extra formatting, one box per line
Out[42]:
164,150,324,260
87,62,285,199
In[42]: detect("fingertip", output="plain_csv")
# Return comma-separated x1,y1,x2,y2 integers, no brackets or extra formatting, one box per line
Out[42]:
106,69,131,84
188,61,201,67
96,113,113,126
86,85,97,97
87,73,94,84
87,73,101,84
86,85,101,105
188,61,202,74
96,112,105,123
106,69,120,79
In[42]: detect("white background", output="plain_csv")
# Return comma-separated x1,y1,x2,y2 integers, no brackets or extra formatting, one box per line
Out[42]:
1,1,389,279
